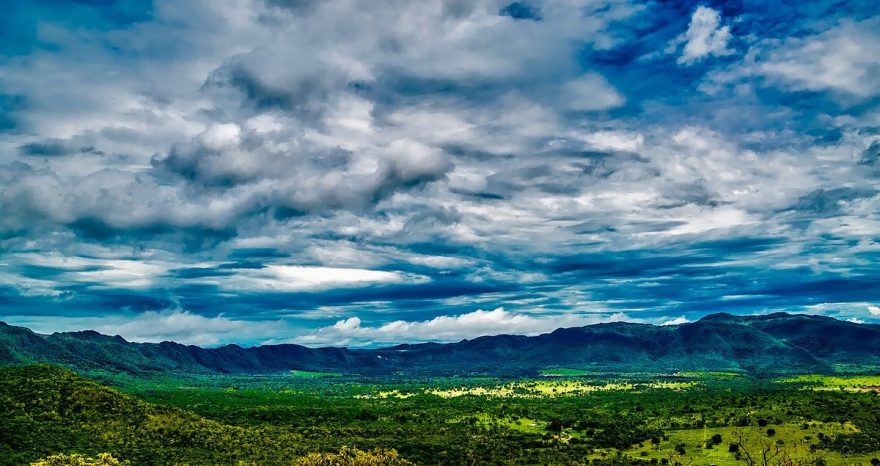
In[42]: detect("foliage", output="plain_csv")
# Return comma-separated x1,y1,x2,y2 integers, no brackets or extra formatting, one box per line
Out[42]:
30,453,122,466
3,364,880,465
295,447,412,466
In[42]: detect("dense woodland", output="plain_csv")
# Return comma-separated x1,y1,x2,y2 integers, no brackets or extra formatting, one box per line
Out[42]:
2,364,880,465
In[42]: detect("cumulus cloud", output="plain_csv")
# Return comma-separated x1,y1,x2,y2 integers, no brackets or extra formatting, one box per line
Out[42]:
294,307,633,346
677,6,733,65
869,305,880,316
660,316,690,326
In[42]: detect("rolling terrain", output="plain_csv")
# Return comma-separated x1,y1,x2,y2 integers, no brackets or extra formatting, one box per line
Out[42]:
2,312,878,376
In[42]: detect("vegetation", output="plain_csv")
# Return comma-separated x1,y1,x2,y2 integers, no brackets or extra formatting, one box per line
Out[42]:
291,370,343,379
3,364,880,465
295,447,412,466
30,453,122,466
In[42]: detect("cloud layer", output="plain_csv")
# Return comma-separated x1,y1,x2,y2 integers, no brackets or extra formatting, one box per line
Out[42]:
293,308,633,347
0,0,878,345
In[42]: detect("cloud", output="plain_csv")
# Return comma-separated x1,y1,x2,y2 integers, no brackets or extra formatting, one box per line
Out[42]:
660,316,690,326
200,265,428,292
869,305,880,316
294,307,633,346
755,19,880,97
561,74,625,111
7,253,174,292
677,6,733,65
0,0,878,346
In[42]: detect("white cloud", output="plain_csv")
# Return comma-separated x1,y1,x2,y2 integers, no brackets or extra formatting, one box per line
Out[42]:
869,305,880,316
660,316,690,326
561,74,625,111
755,19,880,97
294,307,633,346
576,130,644,152
201,265,428,292
847,317,865,324
9,253,174,290
677,6,733,65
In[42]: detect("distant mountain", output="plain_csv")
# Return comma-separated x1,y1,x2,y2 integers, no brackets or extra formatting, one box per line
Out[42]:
2,313,878,376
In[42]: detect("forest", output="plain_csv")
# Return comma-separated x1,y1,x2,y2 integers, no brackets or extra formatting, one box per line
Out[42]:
2,364,880,465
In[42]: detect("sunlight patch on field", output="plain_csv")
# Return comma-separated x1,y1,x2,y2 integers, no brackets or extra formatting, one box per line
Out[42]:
539,368,595,377
359,379,697,399
610,422,870,466
777,374,880,392
355,389,417,399
674,371,742,379
289,370,342,379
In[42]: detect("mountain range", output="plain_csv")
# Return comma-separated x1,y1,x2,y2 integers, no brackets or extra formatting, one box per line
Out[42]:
2,312,878,376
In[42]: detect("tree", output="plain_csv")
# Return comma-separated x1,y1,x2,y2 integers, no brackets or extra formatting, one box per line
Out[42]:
30,453,122,466
547,419,564,433
295,447,413,466
731,431,826,466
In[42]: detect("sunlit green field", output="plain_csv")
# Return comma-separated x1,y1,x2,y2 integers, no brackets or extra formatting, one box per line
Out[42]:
290,369,343,378
778,374,880,392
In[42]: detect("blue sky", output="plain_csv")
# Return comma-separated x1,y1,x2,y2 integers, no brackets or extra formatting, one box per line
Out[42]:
1,0,878,346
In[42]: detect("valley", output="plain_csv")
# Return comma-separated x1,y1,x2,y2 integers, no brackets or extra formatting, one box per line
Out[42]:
2,365,880,465
2,313,880,464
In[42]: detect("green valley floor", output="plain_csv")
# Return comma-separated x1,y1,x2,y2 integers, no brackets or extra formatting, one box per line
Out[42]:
2,365,880,465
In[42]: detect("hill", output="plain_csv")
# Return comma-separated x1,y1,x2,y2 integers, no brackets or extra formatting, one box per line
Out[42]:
2,313,879,376
0,364,311,465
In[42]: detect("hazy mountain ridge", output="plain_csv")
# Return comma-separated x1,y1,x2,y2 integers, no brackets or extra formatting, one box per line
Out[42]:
1,313,878,376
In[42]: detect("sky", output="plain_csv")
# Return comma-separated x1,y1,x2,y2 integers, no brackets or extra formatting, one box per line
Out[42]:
0,0,879,347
